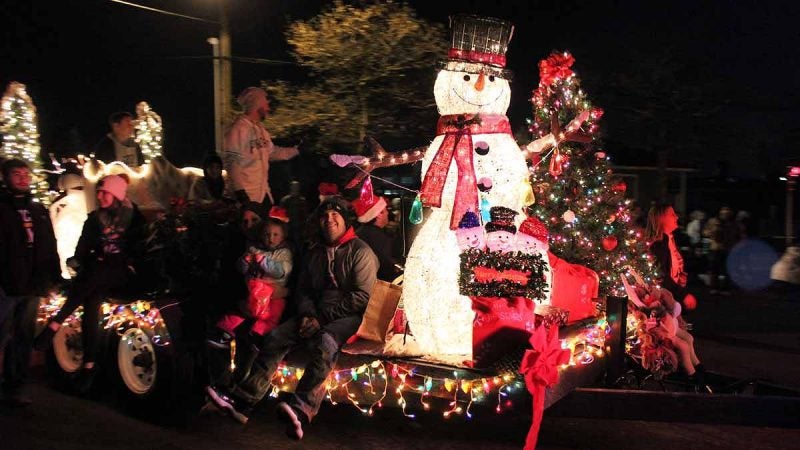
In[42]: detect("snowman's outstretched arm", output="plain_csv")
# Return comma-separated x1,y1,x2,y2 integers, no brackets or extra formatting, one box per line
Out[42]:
330,136,427,189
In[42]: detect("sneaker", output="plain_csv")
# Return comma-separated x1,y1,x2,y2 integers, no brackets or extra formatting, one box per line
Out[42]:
34,325,56,352
206,330,234,350
205,385,249,424
276,401,304,440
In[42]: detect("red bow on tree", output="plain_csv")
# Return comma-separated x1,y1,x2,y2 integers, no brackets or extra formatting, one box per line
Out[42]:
538,51,576,86
519,324,572,450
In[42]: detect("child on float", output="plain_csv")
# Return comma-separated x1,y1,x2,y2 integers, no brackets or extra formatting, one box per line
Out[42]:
207,207,293,349
34,174,145,393
646,204,698,310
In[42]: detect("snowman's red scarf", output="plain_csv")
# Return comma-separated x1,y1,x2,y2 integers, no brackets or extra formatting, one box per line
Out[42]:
420,113,512,230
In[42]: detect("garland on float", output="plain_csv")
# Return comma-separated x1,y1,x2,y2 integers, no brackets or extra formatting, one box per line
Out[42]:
459,248,549,300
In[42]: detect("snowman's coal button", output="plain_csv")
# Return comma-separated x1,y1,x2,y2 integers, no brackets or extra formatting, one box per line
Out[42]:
477,176,492,192
474,141,490,156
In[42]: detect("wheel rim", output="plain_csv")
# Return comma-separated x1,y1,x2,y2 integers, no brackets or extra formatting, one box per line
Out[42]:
53,323,83,373
118,328,157,395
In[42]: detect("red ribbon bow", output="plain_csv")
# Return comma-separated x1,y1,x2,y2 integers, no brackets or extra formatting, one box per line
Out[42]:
519,325,572,450
420,114,512,230
538,51,575,87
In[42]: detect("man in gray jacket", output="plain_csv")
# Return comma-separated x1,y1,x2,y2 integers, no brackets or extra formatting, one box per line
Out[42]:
207,196,378,439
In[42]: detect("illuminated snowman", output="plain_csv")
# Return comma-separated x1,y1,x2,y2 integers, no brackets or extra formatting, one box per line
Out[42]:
49,174,88,279
403,16,532,359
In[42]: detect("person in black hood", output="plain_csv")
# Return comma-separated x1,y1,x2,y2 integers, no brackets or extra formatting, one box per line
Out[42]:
0,159,61,407
34,174,145,394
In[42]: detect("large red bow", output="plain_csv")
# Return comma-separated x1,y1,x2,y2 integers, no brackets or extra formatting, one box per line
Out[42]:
420,114,512,230
538,51,575,87
519,325,571,450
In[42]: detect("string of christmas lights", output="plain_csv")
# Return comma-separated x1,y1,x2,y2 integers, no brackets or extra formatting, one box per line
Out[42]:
133,101,163,164
0,81,54,205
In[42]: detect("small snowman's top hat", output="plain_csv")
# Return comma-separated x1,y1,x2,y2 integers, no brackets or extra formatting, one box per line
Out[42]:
439,15,514,78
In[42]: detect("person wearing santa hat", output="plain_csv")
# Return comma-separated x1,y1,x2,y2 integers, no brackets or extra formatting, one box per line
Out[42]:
223,87,299,208
34,174,145,394
352,195,402,281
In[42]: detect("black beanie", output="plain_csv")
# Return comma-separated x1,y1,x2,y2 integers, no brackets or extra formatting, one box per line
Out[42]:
241,201,268,221
316,195,354,229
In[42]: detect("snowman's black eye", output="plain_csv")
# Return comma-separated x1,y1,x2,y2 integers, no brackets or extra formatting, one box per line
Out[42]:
488,75,495,82
463,74,471,81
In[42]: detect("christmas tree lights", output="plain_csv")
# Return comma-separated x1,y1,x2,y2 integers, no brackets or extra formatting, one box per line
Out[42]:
133,101,163,164
526,52,658,295
0,82,52,204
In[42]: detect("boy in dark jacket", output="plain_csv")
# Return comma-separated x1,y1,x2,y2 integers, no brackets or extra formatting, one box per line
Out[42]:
0,159,61,406
207,196,378,439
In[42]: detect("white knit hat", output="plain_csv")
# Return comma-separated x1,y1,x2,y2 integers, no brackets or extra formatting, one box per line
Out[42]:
237,87,267,112
97,175,128,201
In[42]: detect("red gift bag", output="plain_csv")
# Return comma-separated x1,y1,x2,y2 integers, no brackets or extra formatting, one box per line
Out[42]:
472,296,537,368
548,253,599,322
247,278,274,321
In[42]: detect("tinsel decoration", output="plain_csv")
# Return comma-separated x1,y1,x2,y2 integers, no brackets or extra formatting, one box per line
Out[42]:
459,248,549,300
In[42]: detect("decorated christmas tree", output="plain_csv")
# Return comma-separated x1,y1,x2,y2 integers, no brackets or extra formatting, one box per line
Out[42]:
0,81,51,204
133,101,163,164
525,51,657,295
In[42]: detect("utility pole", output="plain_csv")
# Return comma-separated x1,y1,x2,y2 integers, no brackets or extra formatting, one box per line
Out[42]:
787,166,800,246
209,2,233,154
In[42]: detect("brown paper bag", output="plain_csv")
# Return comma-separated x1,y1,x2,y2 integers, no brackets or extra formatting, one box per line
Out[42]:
356,280,403,343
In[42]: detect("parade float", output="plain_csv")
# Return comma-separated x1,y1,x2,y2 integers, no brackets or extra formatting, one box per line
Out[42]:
12,15,666,449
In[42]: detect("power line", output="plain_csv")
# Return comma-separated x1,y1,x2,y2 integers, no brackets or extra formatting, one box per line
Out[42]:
109,0,219,25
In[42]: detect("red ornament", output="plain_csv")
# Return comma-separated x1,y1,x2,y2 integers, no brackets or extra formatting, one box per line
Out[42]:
601,235,618,251
549,148,564,177
611,179,627,194
683,293,698,310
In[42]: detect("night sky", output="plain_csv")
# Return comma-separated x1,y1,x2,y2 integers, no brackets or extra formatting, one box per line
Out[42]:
2,0,799,175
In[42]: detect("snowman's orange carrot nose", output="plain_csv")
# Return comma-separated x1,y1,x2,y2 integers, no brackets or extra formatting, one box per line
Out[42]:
474,71,485,91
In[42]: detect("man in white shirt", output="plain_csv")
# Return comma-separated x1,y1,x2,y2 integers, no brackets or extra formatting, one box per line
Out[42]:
223,87,299,208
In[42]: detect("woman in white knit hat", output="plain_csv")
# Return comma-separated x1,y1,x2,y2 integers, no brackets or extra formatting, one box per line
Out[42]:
34,174,145,394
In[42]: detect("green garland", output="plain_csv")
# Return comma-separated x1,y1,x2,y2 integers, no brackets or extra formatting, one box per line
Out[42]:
459,248,549,301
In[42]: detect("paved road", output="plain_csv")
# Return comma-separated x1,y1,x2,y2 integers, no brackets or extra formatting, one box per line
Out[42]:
2,285,800,449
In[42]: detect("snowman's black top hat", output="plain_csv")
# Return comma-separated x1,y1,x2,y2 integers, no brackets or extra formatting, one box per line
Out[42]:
438,15,514,79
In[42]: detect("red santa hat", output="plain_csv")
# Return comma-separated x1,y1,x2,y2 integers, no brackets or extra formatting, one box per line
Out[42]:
518,216,549,242
352,196,387,224
269,206,290,223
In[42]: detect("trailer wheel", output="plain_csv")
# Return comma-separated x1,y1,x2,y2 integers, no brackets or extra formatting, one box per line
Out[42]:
45,322,83,390
110,326,177,420
117,327,158,395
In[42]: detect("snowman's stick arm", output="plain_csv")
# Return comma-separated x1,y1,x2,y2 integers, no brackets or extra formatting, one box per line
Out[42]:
337,136,427,189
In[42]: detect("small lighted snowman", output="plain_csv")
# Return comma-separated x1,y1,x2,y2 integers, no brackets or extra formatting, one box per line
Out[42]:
515,216,552,304
455,210,486,252
484,206,518,253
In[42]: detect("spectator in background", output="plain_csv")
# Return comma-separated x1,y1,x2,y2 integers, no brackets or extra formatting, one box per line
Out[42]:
0,160,61,407
223,87,299,209
92,112,144,167
189,154,227,204
352,195,402,282
703,206,740,294
686,210,706,248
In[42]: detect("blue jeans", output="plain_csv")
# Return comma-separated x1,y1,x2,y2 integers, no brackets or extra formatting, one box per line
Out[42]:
0,294,38,395
231,315,361,422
